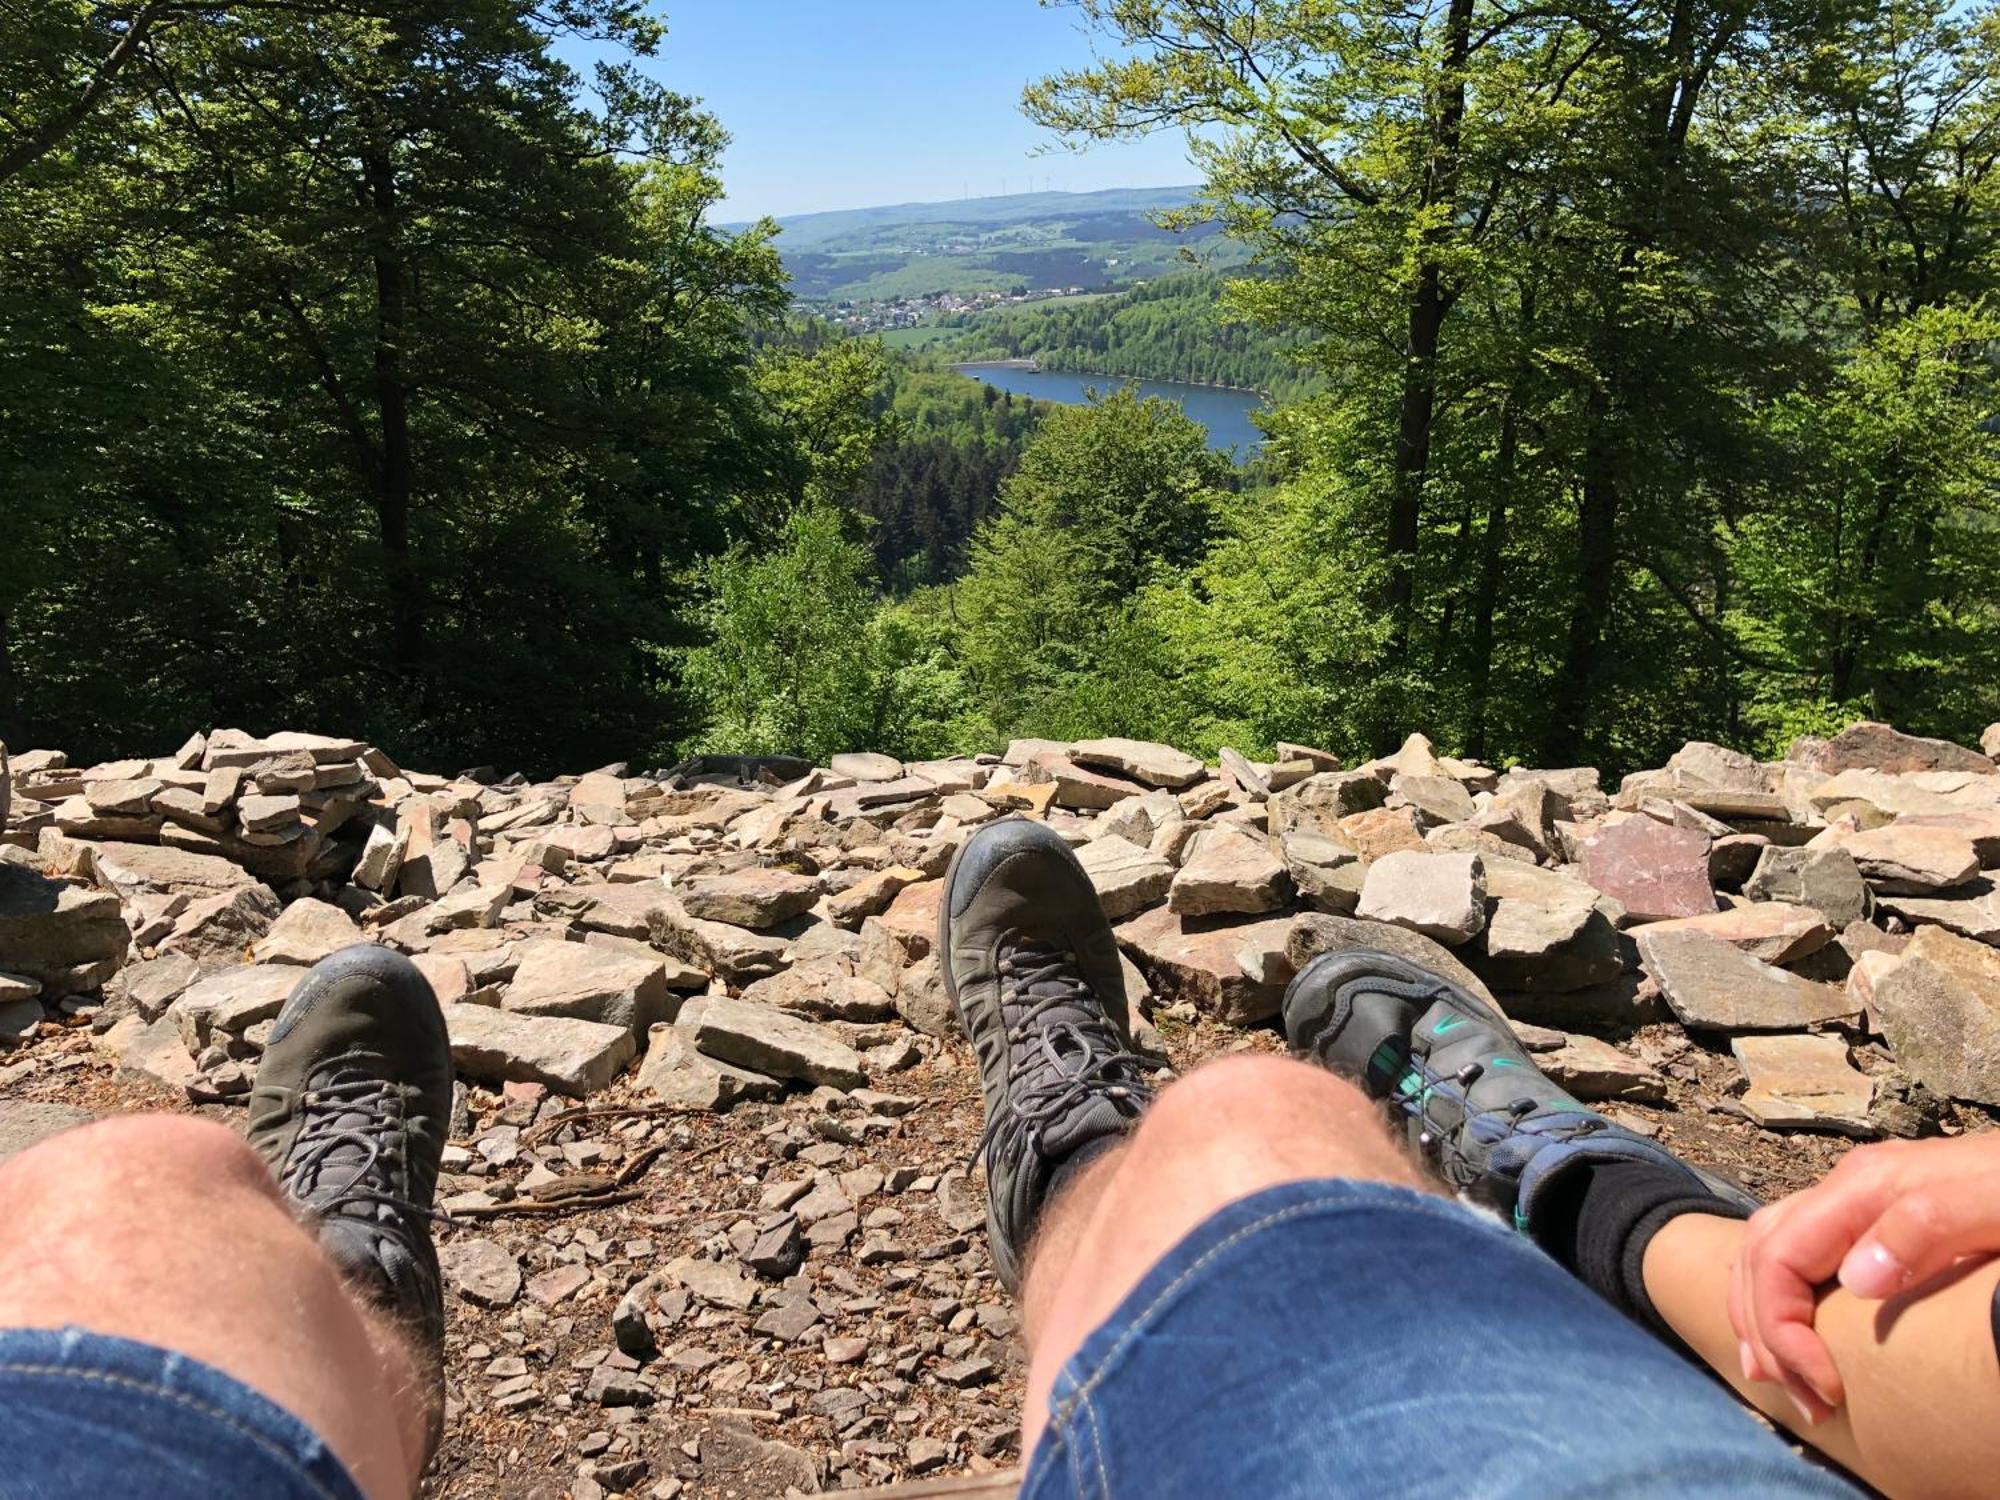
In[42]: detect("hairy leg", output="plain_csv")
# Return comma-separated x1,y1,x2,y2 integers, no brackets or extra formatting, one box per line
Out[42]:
1646,1211,2000,1500
1017,1053,1435,1455
0,1116,434,1500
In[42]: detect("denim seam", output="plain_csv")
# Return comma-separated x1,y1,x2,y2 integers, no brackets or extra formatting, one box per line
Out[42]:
1064,1187,1490,1411
1079,1383,1111,1500
0,1360,353,1500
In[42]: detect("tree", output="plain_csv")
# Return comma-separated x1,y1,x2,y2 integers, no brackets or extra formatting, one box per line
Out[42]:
1,1,808,768
683,504,881,762
951,388,1230,738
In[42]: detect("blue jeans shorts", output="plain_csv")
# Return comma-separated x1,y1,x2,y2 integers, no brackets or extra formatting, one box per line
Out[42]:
1024,1179,1864,1499
0,1325,367,1499
0,1182,1866,1498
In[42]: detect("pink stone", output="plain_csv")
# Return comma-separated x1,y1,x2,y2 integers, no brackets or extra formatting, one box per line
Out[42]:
1578,817,1717,923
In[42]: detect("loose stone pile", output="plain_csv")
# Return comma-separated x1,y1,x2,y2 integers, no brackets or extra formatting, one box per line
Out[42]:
4,719,2000,1493
5,719,2000,1139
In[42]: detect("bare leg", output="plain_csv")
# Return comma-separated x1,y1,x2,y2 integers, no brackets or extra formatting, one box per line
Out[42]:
1017,1054,1435,1455
1646,1212,2000,1500
0,1116,435,1500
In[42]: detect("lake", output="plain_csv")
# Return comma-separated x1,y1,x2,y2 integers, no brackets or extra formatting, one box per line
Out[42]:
952,363,1267,457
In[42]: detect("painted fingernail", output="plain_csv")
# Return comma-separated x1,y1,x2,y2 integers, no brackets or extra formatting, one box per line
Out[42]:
1788,1392,1822,1429
1738,1341,1758,1382
1838,1242,1908,1298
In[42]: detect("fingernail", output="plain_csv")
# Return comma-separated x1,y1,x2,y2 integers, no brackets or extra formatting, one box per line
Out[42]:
1788,1392,1821,1429
1738,1341,1758,1382
1839,1241,1908,1298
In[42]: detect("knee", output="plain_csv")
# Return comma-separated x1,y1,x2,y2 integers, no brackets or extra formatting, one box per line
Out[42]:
1125,1053,1422,1191
0,1114,276,1215
1143,1053,1374,1142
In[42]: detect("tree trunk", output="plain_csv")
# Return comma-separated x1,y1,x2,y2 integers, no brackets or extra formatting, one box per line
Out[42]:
1466,396,1517,762
1549,386,1619,761
363,142,422,675
1829,475,1902,703
0,605,18,748
1546,0,1726,762
1383,0,1475,675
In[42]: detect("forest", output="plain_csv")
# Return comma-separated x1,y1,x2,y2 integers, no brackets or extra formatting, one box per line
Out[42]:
5,1,2000,781
937,273,1319,400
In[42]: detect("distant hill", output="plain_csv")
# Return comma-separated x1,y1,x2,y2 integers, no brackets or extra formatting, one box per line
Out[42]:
933,271,1319,402
731,186,1251,303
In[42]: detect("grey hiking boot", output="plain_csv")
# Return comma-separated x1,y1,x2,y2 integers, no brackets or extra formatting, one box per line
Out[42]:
247,945,454,1355
1283,949,1756,1239
939,816,1154,1289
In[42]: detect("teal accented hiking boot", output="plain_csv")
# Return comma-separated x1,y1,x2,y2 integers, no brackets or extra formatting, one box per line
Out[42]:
1282,948,1756,1236
247,945,454,1354
939,816,1154,1289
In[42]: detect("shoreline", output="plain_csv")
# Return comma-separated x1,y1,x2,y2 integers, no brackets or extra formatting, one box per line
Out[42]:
950,360,1268,399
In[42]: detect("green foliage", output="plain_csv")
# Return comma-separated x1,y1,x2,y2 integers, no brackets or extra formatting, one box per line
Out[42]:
946,390,1233,742
1729,307,2000,752
683,505,880,762
843,367,1048,587
1,1,798,770
939,273,1317,399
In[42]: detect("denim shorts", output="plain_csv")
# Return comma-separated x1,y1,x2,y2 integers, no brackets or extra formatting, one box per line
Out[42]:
0,1326,367,1500
1024,1179,1864,1499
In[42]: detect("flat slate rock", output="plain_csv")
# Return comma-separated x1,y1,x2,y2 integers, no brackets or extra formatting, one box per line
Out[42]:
502,937,671,1032
1731,1033,1876,1135
677,868,821,930
1871,926,2000,1106
635,1024,783,1112
1578,818,1716,923
439,1237,523,1309
1875,879,2000,945
1541,1034,1666,1103
828,752,904,784
1839,825,1979,894
1076,835,1175,921
1116,906,1297,1025
1070,737,1206,791
1355,851,1486,946
691,996,866,1090
1169,826,1291,916
249,897,365,966
1635,929,1856,1032
1633,902,1832,965
444,1003,636,1097
1804,721,1996,777
1477,897,1623,993
1743,846,1871,929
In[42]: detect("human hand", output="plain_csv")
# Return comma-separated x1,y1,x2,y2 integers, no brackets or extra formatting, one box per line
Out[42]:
1728,1135,2000,1425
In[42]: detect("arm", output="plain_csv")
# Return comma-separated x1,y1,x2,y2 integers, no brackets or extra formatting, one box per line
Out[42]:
1645,1210,2000,1500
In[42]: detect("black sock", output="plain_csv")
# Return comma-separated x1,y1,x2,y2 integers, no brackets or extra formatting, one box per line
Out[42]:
1042,1133,1123,1214
1537,1161,1755,1343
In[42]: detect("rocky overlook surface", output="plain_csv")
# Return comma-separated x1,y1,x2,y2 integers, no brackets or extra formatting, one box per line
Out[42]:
4,720,2000,1498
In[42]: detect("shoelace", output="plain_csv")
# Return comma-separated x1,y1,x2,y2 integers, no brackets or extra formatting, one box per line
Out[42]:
283,1069,447,1228
1390,1051,1611,1194
974,934,1153,1172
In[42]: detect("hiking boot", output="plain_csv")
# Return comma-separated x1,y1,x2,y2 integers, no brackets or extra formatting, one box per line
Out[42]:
939,816,1154,1289
1283,949,1755,1237
247,945,454,1354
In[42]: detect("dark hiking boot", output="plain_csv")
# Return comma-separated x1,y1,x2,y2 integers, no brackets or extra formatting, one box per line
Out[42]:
247,945,454,1354
1282,948,1756,1238
939,816,1154,1289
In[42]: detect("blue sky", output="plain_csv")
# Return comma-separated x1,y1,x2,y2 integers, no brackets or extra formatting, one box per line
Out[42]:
574,1,1199,220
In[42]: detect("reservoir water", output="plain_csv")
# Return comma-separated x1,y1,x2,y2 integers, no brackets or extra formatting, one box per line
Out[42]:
952,363,1267,458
